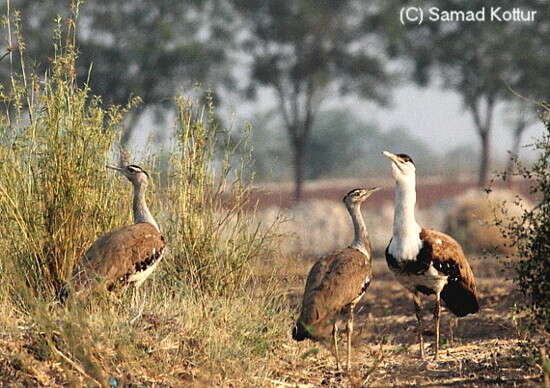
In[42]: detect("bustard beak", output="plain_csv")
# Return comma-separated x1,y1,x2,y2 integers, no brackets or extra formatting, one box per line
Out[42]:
106,164,123,171
365,186,381,198
382,151,399,164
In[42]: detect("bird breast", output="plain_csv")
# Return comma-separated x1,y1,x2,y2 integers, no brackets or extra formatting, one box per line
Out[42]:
394,262,448,294
388,235,423,261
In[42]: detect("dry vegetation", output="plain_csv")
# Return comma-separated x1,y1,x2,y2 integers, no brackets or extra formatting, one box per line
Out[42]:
0,6,546,388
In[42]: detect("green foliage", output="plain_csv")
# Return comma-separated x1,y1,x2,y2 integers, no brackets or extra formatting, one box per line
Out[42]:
250,109,440,181
498,103,550,333
378,0,550,186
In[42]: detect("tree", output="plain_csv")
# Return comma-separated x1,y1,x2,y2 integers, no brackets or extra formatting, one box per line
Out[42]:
230,0,391,201
378,0,550,187
1,0,234,146
304,110,372,180
504,100,537,188
250,109,441,181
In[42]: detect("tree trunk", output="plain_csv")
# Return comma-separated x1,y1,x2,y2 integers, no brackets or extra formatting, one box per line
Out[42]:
120,109,143,149
291,140,305,203
478,132,491,187
505,126,524,189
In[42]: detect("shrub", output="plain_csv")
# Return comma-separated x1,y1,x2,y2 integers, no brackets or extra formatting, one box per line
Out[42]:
497,103,550,334
162,94,279,296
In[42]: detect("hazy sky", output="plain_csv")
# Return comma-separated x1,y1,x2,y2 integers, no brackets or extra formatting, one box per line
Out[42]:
136,81,545,165
230,83,544,162
346,85,544,160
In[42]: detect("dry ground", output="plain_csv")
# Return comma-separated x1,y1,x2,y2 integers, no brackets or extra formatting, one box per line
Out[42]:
0,256,543,387
273,256,543,388
248,177,533,211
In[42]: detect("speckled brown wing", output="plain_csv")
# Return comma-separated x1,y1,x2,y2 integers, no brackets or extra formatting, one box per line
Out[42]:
294,247,372,341
73,222,165,291
420,229,479,317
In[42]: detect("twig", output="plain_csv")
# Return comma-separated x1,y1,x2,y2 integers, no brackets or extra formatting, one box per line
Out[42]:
49,343,102,387
268,378,315,388
362,342,386,387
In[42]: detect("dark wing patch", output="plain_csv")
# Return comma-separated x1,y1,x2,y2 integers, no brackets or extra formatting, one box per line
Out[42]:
360,278,371,295
385,240,400,270
420,229,479,316
385,239,432,275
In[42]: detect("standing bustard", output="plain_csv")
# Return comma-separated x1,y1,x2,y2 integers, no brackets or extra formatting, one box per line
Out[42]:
73,164,166,293
292,187,380,371
382,151,479,360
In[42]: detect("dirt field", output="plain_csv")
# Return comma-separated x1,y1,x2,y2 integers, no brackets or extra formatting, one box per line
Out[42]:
248,177,533,210
275,256,542,388
0,256,542,387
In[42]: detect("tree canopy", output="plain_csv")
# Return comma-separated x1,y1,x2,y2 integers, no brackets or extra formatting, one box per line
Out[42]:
230,0,392,200
377,0,550,186
2,0,234,145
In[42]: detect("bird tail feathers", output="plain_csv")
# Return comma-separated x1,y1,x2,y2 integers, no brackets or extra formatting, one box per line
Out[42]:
441,282,479,317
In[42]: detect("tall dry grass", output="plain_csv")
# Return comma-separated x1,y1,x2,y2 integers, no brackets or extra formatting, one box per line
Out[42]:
0,7,135,302
0,4,290,386
163,94,279,296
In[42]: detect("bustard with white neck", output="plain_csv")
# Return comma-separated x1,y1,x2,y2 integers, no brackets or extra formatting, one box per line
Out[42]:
73,164,166,292
382,151,478,360
292,187,380,371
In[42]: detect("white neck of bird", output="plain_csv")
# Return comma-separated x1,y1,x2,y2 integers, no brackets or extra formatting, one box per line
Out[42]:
347,202,371,259
132,182,160,232
389,177,422,260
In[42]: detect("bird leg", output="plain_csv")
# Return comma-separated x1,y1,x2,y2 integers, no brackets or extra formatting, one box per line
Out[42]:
434,293,441,360
346,304,355,372
129,285,145,324
413,292,425,359
332,322,341,371
449,317,457,346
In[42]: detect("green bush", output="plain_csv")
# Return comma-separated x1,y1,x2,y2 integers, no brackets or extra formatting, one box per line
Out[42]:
498,103,550,334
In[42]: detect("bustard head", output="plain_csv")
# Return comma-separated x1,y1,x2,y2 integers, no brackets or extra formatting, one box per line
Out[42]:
343,187,381,207
382,151,416,184
106,164,150,187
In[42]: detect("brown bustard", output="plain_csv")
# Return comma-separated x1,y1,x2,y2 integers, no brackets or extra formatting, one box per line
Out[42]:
72,164,165,294
292,187,380,371
382,151,479,360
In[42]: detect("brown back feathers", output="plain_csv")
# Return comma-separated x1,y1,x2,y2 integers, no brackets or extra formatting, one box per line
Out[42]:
293,247,372,341
73,222,165,292
420,229,479,316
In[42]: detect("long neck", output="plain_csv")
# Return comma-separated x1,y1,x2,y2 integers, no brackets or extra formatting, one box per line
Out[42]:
132,183,160,232
392,177,421,240
348,203,371,258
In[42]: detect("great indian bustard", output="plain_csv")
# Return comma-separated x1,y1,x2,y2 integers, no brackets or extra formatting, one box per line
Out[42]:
382,151,479,360
292,187,380,371
72,164,166,294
